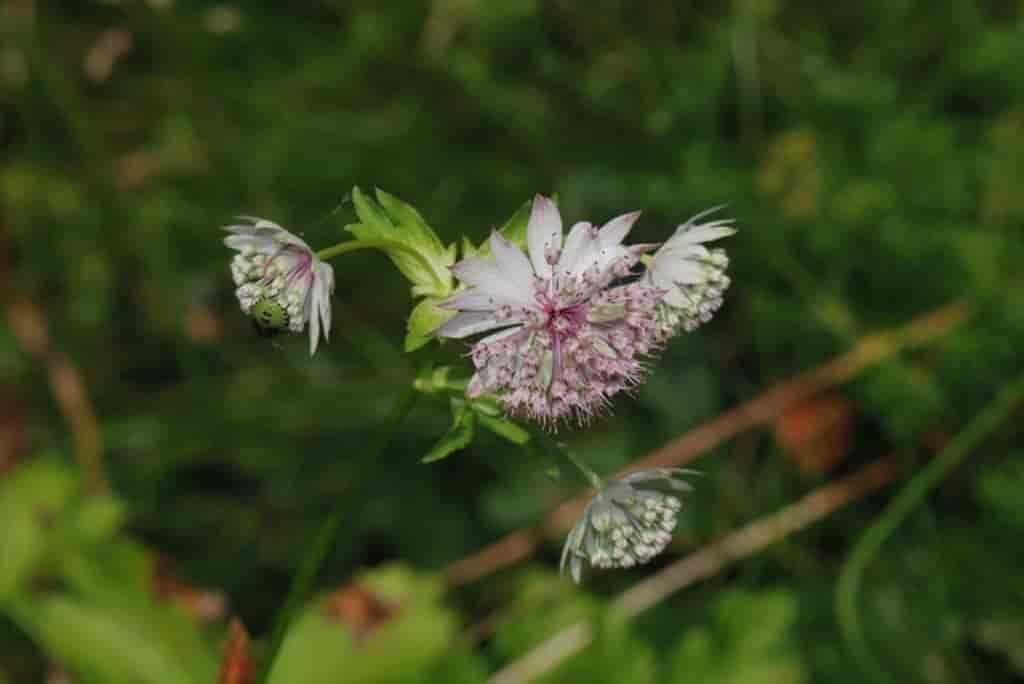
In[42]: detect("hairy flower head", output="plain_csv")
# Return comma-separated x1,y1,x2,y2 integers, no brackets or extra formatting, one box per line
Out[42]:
561,467,693,583
225,218,334,355
434,195,663,426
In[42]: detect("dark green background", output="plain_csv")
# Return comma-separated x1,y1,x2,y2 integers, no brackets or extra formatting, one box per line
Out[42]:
2,1,1023,681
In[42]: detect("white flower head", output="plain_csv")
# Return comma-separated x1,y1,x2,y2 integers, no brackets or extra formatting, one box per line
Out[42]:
434,195,663,427
646,207,735,339
224,218,335,355
560,467,694,583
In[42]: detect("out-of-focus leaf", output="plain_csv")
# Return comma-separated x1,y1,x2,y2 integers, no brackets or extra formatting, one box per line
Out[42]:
52,545,220,680
975,456,1024,526
5,594,203,684
71,495,125,545
269,564,475,684
667,590,807,684
0,460,77,600
422,399,475,463
973,619,1024,675
491,570,656,684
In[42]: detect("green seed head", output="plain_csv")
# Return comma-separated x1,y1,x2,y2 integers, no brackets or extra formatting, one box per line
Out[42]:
251,298,289,331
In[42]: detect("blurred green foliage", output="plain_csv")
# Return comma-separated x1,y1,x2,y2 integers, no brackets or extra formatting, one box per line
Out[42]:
2,0,1023,682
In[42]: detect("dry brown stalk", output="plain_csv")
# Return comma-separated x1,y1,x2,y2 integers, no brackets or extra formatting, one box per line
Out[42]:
444,301,969,586
487,458,897,684
5,299,107,493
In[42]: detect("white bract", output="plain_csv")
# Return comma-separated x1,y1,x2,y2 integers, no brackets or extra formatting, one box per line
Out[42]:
560,467,694,583
646,207,735,339
434,195,663,426
224,218,335,355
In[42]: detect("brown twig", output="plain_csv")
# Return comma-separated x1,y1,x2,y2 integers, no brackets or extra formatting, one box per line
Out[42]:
487,458,897,684
5,299,108,493
0,214,107,492
443,301,969,586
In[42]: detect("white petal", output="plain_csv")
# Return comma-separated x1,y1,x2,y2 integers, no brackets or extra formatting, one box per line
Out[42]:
598,211,640,250
224,234,275,253
316,262,334,343
451,257,533,309
225,217,314,253
662,287,691,308
527,195,562,279
489,231,536,289
440,288,502,311
653,255,706,285
677,222,736,245
556,221,594,278
451,257,501,287
573,211,640,280
433,311,515,339
560,519,586,578
477,325,525,347
307,278,321,356
670,207,735,245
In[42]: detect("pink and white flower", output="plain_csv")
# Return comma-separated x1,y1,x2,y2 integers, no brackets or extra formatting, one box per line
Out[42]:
225,218,335,355
561,467,694,583
646,208,735,339
433,195,664,426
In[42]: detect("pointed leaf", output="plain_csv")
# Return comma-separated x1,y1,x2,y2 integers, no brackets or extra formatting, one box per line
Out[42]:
422,400,475,463
476,413,531,445
347,187,454,299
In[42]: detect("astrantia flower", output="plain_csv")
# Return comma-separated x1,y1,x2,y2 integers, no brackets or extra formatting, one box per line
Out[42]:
560,468,693,583
646,207,735,339
224,218,335,355
434,195,663,426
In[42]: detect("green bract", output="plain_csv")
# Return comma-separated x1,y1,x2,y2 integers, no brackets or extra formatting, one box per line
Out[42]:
347,187,458,351
348,187,456,300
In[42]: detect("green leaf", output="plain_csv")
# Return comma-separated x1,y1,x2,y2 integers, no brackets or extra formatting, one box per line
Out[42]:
5,594,205,684
0,459,77,600
473,198,532,257
71,495,125,545
461,235,482,259
497,197,533,249
667,590,807,684
375,189,445,254
269,564,474,684
476,412,531,445
347,187,455,299
975,456,1024,526
422,399,475,463
491,570,657,684
405,297,455,352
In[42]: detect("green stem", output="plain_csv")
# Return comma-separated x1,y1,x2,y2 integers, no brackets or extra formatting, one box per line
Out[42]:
258,388,419,683
564,448,605,490
836,372,1024,682
316,239,443,288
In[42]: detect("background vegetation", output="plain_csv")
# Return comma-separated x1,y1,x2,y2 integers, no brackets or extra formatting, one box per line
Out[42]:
2,1,1023,682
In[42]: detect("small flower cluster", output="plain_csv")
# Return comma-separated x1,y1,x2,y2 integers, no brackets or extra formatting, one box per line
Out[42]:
561,468,693,583
647,208,734,339
225,218,334,355
435,196,735,426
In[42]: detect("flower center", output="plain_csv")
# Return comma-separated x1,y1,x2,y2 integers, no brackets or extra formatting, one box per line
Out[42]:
537,294,588,341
